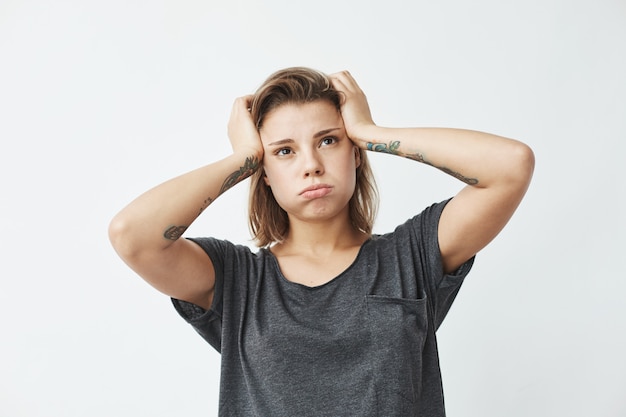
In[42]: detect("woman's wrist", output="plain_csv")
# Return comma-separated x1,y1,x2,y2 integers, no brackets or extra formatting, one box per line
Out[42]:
348,124,385,149
217,152,263,196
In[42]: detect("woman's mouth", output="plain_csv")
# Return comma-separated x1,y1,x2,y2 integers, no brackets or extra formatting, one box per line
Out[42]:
299,184,333,199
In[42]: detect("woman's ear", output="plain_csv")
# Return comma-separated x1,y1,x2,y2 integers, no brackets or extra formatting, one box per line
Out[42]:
354,146,361,169
264,174,270,186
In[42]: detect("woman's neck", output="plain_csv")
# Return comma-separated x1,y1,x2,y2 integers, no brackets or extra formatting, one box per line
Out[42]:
274,214,369,257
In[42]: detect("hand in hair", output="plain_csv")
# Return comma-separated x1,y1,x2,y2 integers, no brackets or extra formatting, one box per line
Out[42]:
228,95,264,161
329,71,376,145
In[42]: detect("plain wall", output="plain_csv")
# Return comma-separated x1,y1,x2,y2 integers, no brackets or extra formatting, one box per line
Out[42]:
1,0,625,415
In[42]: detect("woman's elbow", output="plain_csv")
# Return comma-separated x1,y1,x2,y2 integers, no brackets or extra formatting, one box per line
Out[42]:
505,140,535,188
516,142,535,183
108,213,139,262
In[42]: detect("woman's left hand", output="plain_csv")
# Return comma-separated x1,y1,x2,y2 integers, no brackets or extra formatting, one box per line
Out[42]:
329,71,376,143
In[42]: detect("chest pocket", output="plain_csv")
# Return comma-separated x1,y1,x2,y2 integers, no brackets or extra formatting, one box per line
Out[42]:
365,294,429,411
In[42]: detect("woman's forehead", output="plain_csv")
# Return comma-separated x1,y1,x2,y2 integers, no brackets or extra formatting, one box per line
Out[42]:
260,101,343,141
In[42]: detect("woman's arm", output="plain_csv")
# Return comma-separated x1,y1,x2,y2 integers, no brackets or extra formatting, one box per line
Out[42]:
108,96,263,309
330,71,535,274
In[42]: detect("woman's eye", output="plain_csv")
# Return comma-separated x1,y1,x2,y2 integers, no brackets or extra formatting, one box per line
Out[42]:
276,148,292,156
321,136,337,146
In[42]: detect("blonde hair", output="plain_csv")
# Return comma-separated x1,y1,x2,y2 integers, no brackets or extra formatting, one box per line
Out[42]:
248,67,378,247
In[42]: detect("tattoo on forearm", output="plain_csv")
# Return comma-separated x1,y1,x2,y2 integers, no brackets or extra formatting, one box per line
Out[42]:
366,141,401,154
366,140,479,185
438,167,479,185
219,156,260,195
199,196,214,215
163,225,188,241
405,152,428,164
161,157,259,241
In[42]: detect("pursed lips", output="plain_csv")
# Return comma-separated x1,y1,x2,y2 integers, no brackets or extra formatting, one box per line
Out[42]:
299,184,333,199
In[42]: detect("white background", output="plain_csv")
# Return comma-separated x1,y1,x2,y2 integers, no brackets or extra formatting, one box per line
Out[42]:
1,0,625,416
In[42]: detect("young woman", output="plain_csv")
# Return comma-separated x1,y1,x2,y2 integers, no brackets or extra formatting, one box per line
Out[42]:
109,67,534,416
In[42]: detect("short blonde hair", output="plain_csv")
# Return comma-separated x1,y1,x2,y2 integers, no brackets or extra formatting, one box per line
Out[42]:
248,67,378,247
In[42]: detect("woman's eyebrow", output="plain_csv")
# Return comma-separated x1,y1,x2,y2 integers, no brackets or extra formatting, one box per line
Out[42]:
314,127,341,138
267,138,295,147
267,127,342,147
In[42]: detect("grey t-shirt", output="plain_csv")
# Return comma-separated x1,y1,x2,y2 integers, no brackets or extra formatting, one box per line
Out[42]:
172,200,474,417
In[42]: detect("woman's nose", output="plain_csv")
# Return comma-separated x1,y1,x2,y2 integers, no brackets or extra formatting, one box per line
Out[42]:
303,151,324,177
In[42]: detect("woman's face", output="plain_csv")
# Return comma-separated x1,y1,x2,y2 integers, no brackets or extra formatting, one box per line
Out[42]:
259,100,360,224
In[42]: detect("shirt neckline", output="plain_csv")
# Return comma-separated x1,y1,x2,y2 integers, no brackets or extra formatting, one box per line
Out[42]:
262,238,373,291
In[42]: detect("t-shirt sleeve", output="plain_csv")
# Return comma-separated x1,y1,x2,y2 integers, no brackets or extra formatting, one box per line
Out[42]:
407,199,474,330
170,237,234,353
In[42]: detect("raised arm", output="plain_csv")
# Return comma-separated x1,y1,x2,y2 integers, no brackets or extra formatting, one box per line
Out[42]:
108,96,263,309
330,71,534,274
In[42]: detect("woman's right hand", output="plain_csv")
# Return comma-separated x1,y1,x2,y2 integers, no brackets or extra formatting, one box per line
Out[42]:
329,71,377,144
227,95,264,160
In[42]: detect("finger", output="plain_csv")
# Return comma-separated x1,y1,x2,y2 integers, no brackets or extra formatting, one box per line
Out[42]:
329,73,344,92
329,71,349,88
330,70,360,93
241,94,253,110
329,70,351,80
234,95,253,110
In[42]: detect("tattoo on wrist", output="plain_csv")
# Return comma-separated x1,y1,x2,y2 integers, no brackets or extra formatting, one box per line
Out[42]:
219,156,260,195
366,140,479,185
164,225,188,241
366,141,401,154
